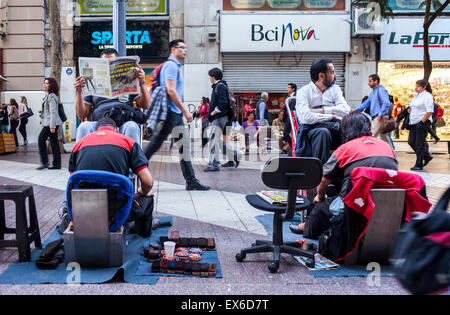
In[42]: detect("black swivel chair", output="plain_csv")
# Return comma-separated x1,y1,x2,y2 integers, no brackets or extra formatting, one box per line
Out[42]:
235,156,323,273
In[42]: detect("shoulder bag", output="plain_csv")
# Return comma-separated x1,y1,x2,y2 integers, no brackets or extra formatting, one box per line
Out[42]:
378,89,397,134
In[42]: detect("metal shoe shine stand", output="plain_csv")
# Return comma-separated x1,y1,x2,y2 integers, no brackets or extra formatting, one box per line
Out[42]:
64,189,125,267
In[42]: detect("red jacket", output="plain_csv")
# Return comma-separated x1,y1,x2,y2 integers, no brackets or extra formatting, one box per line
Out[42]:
344,167,432,222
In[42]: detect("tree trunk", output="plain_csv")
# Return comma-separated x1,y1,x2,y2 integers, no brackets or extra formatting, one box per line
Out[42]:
49,0,62,85
423,0,432,81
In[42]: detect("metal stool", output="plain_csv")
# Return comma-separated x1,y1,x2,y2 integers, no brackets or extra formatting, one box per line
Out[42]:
0,185,42,262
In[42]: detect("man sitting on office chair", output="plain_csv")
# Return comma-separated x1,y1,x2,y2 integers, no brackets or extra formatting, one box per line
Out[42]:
289,112,398,238
294,57,350,165
69,118,158,233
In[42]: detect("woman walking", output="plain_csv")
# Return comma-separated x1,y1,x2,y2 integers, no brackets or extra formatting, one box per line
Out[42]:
37,78,62,170
18,96,29,146
198,97,210,148
8,98,20,148
408,80,435,171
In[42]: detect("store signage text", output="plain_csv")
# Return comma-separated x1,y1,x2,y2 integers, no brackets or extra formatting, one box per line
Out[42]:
388,31,450,48
91,30,152,49
251,23,318,47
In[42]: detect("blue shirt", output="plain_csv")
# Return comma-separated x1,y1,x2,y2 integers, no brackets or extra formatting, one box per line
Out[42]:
355,85,390,118
160,56,183,114
258,101,267,123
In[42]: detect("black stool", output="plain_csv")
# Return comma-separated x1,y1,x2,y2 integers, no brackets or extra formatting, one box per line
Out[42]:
0,185,42,262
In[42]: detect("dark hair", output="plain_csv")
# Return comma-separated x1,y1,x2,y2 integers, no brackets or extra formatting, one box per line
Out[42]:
369,74,380,84
44,77,60,96
310,57,333,82
96,118,117,130
416,79,433,94
341,112,372,143
100,48,119,57
208,67,223,81
169,39,184,51
9,98,18,108
247,111,255,118
288,83,297,92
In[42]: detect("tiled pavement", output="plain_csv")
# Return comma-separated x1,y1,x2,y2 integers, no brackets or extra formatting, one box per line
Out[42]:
0,138,448,295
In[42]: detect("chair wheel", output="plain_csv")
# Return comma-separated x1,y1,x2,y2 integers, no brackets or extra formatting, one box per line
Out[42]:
305,258,315,268
235,253,246,262
268,262,279,273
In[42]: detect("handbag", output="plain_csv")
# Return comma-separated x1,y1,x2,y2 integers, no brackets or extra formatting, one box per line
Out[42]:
390,188,450,295
58,102,67,122
22,108,34,119
104,104,147,127
377,89,398,134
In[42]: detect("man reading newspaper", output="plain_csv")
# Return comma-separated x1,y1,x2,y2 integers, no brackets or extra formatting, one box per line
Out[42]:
74,48,150,146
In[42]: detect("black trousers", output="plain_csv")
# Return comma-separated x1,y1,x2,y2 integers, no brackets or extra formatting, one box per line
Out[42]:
38,126,61,167
408,121,432,167
9,119,19,147
144,111,196,184
19,118,28,142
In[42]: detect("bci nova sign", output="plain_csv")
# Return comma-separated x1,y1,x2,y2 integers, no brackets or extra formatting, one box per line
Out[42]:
220,14,351,52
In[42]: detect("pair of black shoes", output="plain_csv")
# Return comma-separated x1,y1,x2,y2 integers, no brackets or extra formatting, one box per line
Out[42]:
37,164,61,170
411,156,433,171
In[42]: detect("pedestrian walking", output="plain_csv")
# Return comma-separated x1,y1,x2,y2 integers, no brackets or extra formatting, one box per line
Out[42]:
144,39,210,191
353,74,392,147
18,96,30,146
8,98,20,147
204,67,239,171
37,77,62,170
408,80,435,171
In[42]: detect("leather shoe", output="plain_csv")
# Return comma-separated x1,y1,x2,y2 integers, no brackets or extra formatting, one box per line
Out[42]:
48,165,61,170
204,166,220,172
221,161,234,168
423,156,433,167
186,180,211,191
36,164,48,170
289,224,304,235
410,166,423,171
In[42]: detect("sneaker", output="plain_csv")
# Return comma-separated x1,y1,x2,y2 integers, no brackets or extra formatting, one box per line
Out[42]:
186,180,211,191
221,161,235,168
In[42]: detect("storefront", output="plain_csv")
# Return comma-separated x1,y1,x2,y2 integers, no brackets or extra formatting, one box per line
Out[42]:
379,17,450,140
73,0,170,87
220,1,350,123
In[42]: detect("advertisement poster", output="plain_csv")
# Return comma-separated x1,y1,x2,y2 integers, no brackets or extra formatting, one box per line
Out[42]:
387,0,450,12
79,56,140,98
77,0,168,15
223,0,345,11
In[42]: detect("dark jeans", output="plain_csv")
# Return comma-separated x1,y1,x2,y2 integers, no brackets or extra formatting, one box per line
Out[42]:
408,121,432,167
307,128,333,165
144,110,196,184
19,118,28,142
38,126,61,167
9,119,19,147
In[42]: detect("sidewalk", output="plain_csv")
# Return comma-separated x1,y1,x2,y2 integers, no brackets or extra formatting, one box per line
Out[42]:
0,139,448,295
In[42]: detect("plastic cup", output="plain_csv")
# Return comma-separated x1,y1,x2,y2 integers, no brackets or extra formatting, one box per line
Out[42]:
164,241,176,259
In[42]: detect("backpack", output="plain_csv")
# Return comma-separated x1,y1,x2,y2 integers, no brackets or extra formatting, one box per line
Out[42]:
150,59,179,93
435,103,444,119
390,188,450,295
216,82,237,120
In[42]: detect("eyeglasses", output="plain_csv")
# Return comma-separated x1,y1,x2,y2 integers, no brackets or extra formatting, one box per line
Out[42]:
174,46,187,50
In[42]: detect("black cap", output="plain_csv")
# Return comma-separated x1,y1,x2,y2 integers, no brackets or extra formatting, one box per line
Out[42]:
96,117,117,130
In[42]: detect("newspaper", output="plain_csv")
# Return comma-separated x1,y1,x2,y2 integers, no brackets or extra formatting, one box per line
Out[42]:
79,56,141,98
294,253,341,271
256,191,304,205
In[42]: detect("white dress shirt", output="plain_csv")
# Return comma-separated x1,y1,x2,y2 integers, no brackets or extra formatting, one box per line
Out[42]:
409,90,434,125
295,82,350,125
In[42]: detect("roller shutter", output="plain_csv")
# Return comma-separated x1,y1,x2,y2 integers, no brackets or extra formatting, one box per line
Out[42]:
223,52,345,93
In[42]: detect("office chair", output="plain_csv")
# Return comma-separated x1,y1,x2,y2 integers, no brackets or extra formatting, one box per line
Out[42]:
236,156,323,273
